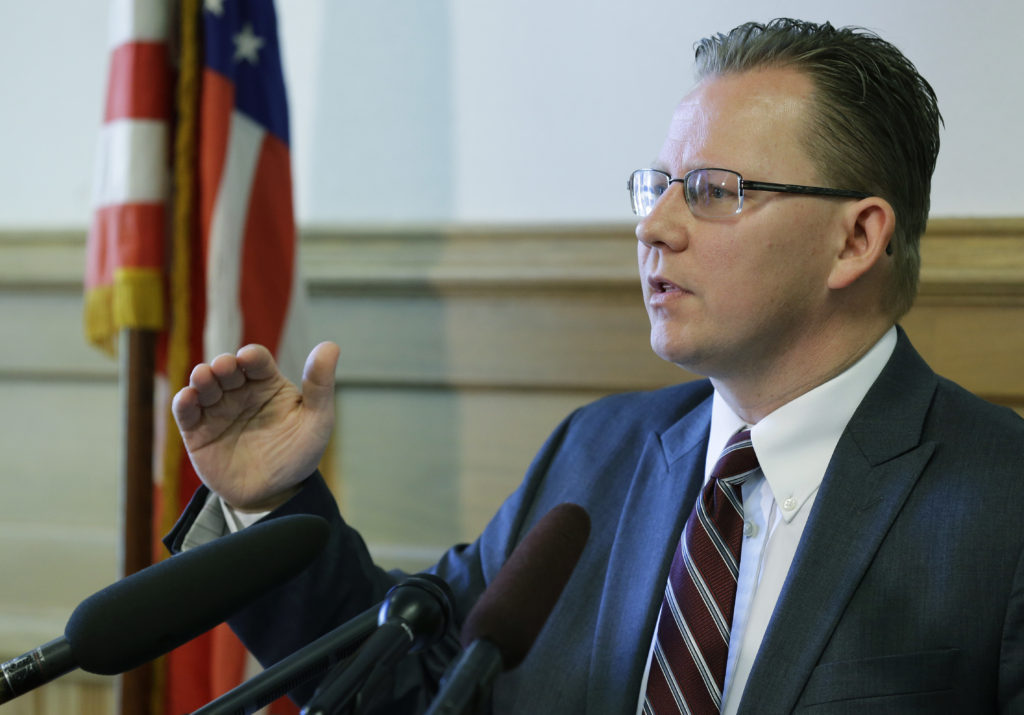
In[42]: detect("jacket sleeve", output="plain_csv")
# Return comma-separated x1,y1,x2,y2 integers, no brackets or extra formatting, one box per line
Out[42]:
161,406,585,712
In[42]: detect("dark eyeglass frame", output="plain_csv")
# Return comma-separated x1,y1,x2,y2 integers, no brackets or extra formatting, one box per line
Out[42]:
628,167,872,218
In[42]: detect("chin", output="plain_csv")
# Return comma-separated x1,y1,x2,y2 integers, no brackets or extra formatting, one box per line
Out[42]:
651,325,716,376
650,331,704,374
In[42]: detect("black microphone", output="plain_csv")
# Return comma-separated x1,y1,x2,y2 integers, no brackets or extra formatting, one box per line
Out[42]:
425,502,591,715
300,573,455,715
0,514,329,703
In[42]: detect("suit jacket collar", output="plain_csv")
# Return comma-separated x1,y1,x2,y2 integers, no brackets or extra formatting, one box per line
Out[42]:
586,389,714,713
737,327,940,712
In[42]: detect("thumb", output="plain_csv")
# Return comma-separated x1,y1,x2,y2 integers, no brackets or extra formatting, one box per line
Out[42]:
302,341,340,415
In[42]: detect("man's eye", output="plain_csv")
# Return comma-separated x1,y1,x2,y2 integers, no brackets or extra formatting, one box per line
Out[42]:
638,184,666,202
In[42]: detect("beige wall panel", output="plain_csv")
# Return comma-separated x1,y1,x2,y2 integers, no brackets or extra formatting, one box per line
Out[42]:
0,290,115,378
0,239,123,712
0,381,120,656
311,290,688,390
902,304,1024,404
451,388,610,538
336,387,462,562
0,382,120,529
0,676,113,715
334,386,609,572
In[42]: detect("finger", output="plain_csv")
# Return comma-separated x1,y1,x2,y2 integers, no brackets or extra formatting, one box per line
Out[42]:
209,352,246,391
302,341,340,415
235,343,278,381
188,363,224,407
171,386,202,431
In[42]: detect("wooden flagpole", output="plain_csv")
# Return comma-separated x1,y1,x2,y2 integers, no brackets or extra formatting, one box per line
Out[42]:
119,328,157,714
116,1,200,711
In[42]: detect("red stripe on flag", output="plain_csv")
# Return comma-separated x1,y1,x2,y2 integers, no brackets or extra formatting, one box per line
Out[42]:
163,629,215,715
86,202,166,288
105,42,173,121
239,133,295,355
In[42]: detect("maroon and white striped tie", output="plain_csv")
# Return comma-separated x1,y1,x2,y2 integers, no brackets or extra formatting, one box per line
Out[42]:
644,429,759,714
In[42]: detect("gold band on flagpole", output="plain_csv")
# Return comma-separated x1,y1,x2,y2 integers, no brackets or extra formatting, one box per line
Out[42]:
154,0,200,711
162,0,199,547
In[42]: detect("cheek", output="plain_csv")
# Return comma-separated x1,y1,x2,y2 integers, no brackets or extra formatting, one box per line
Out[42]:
744,246,830,315
752,210,836,283
637,242,652,293
637,240,650,264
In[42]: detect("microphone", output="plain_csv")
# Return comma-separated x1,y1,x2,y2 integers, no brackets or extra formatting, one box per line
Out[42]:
425,502,591,715
300,573,454,715
0,514,329,703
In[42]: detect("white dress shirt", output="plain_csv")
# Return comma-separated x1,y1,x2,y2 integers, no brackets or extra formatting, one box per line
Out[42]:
636,327,897,714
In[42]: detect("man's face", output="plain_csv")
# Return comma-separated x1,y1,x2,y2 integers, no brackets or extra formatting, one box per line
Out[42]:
637,67,845,381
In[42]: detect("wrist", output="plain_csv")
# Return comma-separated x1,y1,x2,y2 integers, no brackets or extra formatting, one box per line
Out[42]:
227,484,302,514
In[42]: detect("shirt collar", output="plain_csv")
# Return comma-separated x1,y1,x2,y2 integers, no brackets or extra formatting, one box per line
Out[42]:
707,327,898,522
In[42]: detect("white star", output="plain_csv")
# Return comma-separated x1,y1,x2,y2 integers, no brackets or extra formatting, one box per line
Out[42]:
204,0,225,16
233,23,265,65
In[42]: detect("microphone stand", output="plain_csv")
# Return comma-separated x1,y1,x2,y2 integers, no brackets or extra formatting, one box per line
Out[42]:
299,622,411,715
301,574,454,715
190,606,378,715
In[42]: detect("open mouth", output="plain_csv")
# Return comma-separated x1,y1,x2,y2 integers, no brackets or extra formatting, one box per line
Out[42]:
649,277,682,293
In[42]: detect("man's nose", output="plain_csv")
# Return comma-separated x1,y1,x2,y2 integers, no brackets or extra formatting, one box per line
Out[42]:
635,182,690,251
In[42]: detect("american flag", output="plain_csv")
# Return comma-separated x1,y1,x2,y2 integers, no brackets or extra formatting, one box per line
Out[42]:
87,1,306,712
198,0,306,375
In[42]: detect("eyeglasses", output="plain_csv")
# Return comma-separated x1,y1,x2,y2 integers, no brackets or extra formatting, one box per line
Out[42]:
628,167,871,219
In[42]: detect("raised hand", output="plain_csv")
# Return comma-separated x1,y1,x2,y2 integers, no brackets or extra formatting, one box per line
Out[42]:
171,341,340,511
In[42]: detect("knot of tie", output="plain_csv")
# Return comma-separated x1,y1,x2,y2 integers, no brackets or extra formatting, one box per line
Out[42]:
700,429,758,529
712,429,759,487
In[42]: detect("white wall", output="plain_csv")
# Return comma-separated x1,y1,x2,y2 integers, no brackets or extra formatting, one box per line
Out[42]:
0,1,1021,230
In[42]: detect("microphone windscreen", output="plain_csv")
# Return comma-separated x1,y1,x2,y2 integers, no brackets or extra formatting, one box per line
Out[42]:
461,503,590,669
65,514,329,675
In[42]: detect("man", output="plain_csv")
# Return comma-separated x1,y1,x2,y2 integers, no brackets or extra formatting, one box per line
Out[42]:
167,19,1024,713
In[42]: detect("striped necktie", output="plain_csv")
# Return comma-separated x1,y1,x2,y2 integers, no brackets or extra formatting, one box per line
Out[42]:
644,429,759,714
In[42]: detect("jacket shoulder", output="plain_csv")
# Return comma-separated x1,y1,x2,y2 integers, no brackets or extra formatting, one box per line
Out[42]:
929,375,1024,460
567,378,713,435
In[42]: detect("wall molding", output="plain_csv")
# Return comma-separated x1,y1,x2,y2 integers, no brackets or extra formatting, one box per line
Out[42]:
2,218,1021,398
3,218,1022,298
299,218,1024,301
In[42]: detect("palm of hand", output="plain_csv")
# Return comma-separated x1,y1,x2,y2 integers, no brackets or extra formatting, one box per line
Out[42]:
182,371,331,510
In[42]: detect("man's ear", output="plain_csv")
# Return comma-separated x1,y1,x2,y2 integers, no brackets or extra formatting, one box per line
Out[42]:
828,197,896,290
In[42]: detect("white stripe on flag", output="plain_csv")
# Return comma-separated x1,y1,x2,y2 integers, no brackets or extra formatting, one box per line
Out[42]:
205,111,265,360
106,0,169,48
92,119,169,206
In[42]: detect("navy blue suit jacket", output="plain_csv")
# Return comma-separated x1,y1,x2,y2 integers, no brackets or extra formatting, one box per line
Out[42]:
168,329,1024,712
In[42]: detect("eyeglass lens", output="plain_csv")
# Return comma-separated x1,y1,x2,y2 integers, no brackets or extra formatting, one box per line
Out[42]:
630,169,742,218
687,169,741,217
629,170,665,217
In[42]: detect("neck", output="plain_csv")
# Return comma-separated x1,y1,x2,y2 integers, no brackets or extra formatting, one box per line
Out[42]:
710,321,893,424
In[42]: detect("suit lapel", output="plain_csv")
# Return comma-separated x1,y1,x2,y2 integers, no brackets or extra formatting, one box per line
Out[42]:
738,330,940,713
587,394,712,713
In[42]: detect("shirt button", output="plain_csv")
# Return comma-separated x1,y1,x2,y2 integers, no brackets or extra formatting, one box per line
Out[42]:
743,521,758,538
782,497,797,511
